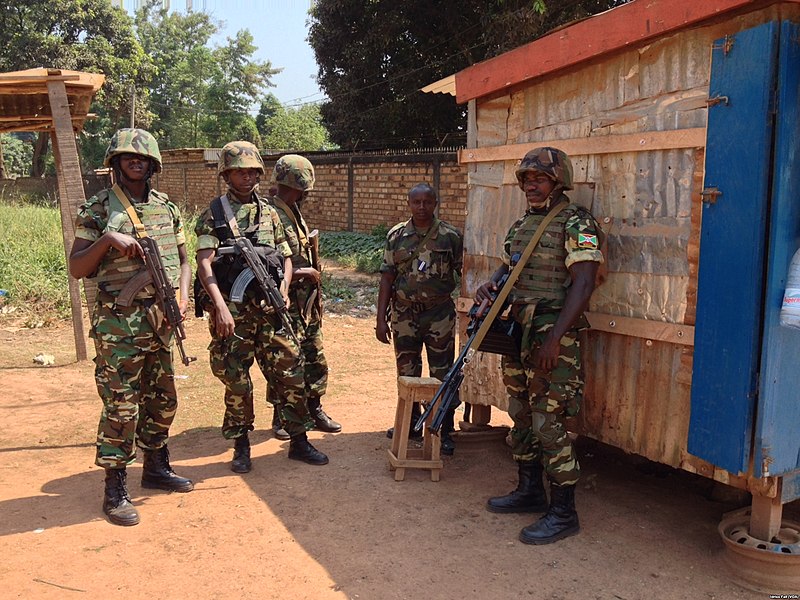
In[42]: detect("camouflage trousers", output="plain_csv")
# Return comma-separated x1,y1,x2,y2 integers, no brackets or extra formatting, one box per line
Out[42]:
501,308,584,487
91,300,177,469
391,298,455,381
208,301,313,440
268,302,328,409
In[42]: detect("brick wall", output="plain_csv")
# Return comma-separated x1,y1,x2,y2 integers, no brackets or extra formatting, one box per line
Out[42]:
154,148,467,233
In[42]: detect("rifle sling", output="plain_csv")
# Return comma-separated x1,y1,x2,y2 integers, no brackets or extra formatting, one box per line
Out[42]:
395,218,440,277
111,184,150,239
467,200,568,356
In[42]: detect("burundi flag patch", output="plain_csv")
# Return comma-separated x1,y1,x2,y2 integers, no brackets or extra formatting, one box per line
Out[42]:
577,233,598,249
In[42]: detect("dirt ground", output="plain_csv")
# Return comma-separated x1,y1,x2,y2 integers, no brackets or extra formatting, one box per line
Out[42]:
0,282,781,599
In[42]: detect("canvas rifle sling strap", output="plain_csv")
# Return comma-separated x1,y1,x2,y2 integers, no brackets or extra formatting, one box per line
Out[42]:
467,199,569,358
111,184,150,239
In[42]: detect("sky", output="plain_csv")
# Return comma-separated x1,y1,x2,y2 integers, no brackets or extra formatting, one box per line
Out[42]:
122,0,325,106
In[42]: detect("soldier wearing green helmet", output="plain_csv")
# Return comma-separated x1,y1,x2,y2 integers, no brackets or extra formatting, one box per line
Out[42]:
69,128,194,527
267,154,342,437
475,146,603,545
195,141,328,473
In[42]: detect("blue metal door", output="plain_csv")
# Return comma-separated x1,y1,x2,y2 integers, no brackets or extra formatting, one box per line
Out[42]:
689,22,779,474
755,21,800,487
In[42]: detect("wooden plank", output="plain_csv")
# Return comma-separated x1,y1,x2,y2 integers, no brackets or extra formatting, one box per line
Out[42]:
0,115,91,123
457,300,695,346
0,74,81,82
47,80,88,362
458,128,706,164
750,489,783,541
454,0,761,102
585,312,694,346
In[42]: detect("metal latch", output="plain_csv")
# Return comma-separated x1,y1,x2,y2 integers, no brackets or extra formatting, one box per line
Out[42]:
706,95,729,108
701,187,722,204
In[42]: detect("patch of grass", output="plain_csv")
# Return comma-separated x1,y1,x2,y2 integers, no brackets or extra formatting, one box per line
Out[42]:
0,197,202,326
0,200,69,322
320,231,384,274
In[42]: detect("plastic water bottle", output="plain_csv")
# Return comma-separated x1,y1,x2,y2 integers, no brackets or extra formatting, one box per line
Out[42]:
780,248,800,330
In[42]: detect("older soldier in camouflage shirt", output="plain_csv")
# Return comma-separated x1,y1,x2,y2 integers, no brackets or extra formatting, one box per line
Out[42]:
267,154,342,437
69,128,193,527
376,183,463,455
476,147,603,545
195,141,328,471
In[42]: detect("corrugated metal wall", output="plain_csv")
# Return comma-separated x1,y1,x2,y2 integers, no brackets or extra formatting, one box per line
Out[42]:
461,5,796,467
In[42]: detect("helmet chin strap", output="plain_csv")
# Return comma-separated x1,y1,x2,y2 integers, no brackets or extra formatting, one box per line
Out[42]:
530,183,563,211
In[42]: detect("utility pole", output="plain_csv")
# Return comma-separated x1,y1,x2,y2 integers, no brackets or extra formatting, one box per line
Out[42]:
130,84,136,128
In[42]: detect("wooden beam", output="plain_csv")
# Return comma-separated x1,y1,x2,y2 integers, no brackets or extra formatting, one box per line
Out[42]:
0,74,81,82
454,0,772,102
456,298,694,345
750,487,784,541
586,312,694,346
47,79,88,362
459,128,706,164
0,115,90,123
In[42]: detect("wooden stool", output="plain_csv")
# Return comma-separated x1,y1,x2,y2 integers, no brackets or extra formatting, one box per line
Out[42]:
387,376,444,481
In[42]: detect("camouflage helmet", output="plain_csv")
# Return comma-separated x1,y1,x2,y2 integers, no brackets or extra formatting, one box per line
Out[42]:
218,141,265,176
515,146,573,191
104,128,162,173
271,154,315,192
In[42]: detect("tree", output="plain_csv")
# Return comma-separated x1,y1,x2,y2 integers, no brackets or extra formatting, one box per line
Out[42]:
256,94,334,152
0,134,33,178
309,0,630,150
0,0,151,173
135,3,278,149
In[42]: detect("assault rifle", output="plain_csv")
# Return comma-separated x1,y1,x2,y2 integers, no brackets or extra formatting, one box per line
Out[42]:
414,254,520,435
117,237,196,367
217,237,301,346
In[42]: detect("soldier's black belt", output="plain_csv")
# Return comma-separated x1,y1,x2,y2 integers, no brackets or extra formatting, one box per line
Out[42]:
392,296,452,312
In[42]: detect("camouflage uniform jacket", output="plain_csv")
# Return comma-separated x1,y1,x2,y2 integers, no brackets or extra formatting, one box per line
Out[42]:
380,218,463,307
74,187,185,300
195,192,292,307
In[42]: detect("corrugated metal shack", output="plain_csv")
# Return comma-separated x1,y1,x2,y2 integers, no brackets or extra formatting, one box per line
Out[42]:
449,0,800,538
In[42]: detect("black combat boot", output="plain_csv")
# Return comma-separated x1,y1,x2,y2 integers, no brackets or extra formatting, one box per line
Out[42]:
141,445,194,492
308,396,342,433
103,468,140,526
386,402,423,440
272,406,291,441
231,433,252,474
486,461,548,513
519,483,580,545
440,404,457,456
288,432,329,465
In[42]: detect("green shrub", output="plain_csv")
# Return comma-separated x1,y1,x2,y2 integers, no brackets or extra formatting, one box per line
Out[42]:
320,230,384,273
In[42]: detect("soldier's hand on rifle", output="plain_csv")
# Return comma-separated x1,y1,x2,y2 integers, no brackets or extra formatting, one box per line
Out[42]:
294,266,321,284
107,232,144,260
375,318,391,344
474,280,498,318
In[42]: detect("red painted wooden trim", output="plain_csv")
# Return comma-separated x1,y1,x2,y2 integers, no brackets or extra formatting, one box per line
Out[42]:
454,0,781,103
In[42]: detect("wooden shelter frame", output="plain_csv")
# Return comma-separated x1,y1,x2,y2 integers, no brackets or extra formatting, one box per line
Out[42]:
0,68,105,361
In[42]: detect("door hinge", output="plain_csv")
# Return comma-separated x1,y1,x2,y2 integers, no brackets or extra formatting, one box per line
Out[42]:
701,187,722,204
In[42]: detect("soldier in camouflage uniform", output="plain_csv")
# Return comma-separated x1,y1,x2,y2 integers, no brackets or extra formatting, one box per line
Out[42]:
195,141,328,472
267,154,342,437
69,128,194,527
376,183,463,455
475,147,603,545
